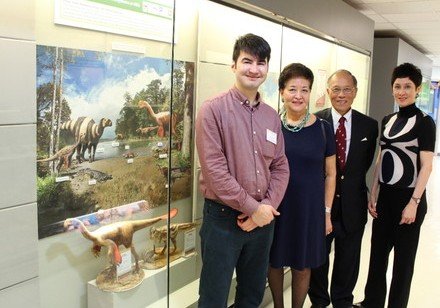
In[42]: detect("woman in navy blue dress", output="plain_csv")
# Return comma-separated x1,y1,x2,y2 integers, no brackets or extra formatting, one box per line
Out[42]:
268,63,337,308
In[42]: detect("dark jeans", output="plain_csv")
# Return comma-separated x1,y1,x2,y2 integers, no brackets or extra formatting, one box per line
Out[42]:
198,199,275,308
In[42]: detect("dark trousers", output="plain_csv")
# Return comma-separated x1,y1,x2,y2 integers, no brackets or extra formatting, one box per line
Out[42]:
198,199,275,308
362,186,426,308
309,220,364,308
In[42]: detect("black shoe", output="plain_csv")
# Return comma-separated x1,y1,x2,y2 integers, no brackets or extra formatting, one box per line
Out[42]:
310,305,327,308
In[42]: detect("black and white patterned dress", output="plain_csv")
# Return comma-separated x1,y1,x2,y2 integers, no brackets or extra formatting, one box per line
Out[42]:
379,103,435,189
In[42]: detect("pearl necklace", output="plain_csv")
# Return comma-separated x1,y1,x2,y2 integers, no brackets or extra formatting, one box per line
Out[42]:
281,109,310,133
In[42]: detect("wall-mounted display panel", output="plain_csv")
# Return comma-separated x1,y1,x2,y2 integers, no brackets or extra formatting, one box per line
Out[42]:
281,26,336,113
335,45,370,114
35,0,201,307
198,0,283,74
54,0,174,42
36,45,193,239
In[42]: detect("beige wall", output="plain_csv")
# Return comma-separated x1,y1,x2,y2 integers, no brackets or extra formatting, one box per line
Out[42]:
0,1,39,308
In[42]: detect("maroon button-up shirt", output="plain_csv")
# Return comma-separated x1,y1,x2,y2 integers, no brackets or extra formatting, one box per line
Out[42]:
196,87,289,217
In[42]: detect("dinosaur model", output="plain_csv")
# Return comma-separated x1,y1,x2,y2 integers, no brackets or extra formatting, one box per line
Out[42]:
37,134,85,172
137,100,177,137
64,208,178,279
149,222,198,255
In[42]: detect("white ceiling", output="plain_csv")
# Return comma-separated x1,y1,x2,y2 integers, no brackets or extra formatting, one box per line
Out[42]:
343,0,440,67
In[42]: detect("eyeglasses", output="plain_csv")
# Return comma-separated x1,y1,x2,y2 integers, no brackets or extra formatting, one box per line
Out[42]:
330,87,355,95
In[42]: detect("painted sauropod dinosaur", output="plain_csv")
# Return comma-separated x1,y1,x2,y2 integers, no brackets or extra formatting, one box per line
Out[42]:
37,133,85,172
150,222,199,255
61,117,112,163
138,100,177,137
64,208,178,278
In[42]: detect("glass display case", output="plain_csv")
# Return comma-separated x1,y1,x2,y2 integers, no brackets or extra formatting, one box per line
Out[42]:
35,1,372,307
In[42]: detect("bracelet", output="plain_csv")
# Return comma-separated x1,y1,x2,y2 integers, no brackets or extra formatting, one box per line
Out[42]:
325,206,331,214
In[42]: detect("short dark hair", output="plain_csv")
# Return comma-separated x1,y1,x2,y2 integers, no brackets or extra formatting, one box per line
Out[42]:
232,33,271,64
391,63,422,88
327,69,358,88
278,63,314,90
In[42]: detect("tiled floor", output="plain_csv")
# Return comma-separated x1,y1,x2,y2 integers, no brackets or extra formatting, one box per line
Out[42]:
265,156,440,307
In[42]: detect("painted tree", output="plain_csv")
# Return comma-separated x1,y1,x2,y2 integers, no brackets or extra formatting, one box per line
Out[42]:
181,62,194,157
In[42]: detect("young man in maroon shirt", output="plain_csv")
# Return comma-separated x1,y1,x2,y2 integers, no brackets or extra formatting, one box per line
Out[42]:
196,33,289,307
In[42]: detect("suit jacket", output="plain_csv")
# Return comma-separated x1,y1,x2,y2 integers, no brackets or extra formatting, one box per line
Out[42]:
316,108,378,233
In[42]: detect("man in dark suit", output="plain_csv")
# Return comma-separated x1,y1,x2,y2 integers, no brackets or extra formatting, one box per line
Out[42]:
308,70,378,308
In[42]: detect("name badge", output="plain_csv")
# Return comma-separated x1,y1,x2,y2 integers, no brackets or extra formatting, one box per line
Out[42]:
266,129,277,145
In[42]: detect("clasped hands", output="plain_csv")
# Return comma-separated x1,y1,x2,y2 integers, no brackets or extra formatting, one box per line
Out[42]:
368,197,417,225
237,204,279,232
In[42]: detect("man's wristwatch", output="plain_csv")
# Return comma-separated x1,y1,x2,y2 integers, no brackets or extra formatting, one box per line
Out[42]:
411,196,421,205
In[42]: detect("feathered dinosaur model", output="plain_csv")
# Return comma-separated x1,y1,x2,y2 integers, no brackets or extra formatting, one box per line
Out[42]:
150,222,199,255
64,208,178,279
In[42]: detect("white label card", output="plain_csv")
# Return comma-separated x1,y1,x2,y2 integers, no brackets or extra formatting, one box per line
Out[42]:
125,145,130,150
266,129,277,145
159,153,168,159
55,176,70,183
183,228,196,256
127,158,134,164
88,179,97,185
117,250,132,277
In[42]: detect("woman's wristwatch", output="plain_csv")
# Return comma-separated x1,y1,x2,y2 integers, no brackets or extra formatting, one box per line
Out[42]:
411,196,421,205
325,206,331,214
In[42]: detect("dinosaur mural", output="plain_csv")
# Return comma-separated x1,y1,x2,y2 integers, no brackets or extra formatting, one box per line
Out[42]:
138,100,177,137
61,117,112,163
37,133,84,172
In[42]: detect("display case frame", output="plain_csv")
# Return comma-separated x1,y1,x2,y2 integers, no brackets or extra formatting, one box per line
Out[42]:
35,1,373,307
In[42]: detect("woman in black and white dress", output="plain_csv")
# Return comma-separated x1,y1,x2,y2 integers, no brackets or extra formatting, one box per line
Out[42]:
358,63,436,308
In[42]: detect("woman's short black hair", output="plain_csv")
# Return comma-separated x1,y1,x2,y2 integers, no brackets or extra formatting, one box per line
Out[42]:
232,33,271,63
391,62,423,88
278,63,314,90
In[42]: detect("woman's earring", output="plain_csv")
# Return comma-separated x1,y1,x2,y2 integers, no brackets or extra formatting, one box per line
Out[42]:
416,93,420,99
